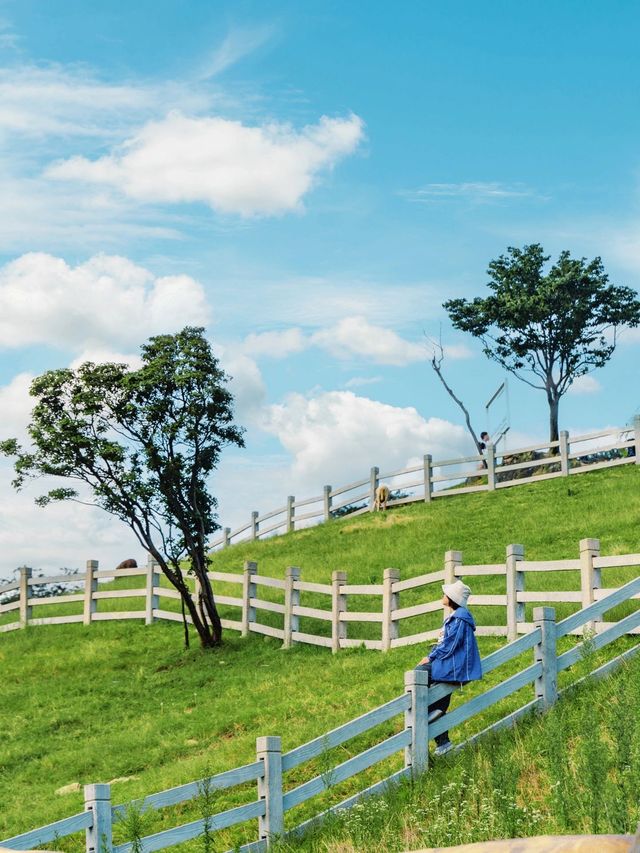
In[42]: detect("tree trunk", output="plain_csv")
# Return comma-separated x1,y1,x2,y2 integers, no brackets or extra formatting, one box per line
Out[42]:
146,543,221,649
182,585,220,648
548,391,560,447
197,569,223,645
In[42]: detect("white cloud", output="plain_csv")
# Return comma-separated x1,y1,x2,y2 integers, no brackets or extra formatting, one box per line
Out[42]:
311,316,426,366
442,343,474,360
0,64,210,138
48,111,365,217
239,318,460,368
0,252,210,351
199,25,276,78
344,376,383,388
402,182,541,203
241,328,308,359
568,374,602,395
261,390,468,491
0,372,35,443
220,352,266,425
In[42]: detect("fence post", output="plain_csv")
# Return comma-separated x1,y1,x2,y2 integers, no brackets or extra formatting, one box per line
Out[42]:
145,554,160,625
533,606,558,709
84,560,98,626
331,570,347,653
19,566,31,628
423,454,433,503
404,669,429,776
84,783,112,853
251,511,259,540
580,538,601,633
242,561,258,637
223,527,231,548
382,568,400,652
486,443,496,490
283,566,301,649
286,496,295,533
256,736,284,845
369,466,379,511
323,485,332,521
634,414,640,464
559,430,570,476
506,544,525,642
444,550,462,585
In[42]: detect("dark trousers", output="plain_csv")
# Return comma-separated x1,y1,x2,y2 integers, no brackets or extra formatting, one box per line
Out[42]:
417,663,456,746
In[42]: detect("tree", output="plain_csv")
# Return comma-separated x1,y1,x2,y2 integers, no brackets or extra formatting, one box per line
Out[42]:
426,333,483,453
444,244,640,443
0,327,244,649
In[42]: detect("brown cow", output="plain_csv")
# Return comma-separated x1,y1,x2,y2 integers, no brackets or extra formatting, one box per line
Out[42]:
115,558,138,570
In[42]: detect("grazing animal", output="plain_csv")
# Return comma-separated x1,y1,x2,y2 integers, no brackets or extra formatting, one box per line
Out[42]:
374,484,390,511
115,558,138,570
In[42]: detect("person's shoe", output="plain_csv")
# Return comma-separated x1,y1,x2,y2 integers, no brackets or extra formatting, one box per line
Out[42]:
427,709,444,723
434,740,454,756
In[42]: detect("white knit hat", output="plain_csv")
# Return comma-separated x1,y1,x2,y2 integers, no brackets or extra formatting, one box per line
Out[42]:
442,580,471,607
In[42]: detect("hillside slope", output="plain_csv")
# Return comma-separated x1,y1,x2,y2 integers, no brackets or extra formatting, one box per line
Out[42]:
210,465,640,581
1,465,639,849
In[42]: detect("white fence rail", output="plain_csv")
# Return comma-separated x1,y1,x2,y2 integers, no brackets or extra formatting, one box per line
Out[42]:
211,420,640,550
3,540,639,649
3,577,639,853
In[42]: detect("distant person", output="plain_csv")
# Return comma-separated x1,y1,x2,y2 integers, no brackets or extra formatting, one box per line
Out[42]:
477,441,487,470
416,580,482,755
479,431,491,469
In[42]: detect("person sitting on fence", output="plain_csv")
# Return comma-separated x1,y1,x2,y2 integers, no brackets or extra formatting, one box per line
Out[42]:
478,431,491,470
374,483,390,511
416,579,482,756
477,441,487,470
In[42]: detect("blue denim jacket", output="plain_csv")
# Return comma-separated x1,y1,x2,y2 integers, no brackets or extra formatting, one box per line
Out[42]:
428,606,482,683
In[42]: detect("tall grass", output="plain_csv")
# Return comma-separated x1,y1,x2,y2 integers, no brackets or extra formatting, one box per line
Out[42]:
275,655,640,851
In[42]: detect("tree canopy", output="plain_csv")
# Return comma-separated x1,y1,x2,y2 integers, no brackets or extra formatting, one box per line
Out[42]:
1,326,244,648
444,244,640,442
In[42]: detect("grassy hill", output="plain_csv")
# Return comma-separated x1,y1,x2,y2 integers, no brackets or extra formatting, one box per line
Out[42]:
1,465,639,850
210,464,640,581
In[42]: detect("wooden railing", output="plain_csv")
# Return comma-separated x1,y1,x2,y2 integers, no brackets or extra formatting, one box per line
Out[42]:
3,540,639,649
3,576,639,853
211,420,640,550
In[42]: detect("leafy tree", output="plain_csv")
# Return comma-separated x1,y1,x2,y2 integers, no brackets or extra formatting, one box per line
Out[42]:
0,327,244,649
444,244,640,443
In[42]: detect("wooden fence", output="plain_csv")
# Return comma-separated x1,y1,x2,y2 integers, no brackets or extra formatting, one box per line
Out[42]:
3,575,639,853
211,420,640,550
3,540,639,648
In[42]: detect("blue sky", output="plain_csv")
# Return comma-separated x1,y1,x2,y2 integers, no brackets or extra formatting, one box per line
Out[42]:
0,1,639,573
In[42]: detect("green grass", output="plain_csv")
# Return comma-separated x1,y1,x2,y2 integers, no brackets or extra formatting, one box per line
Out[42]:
1,465,639,849
274,652,640,851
